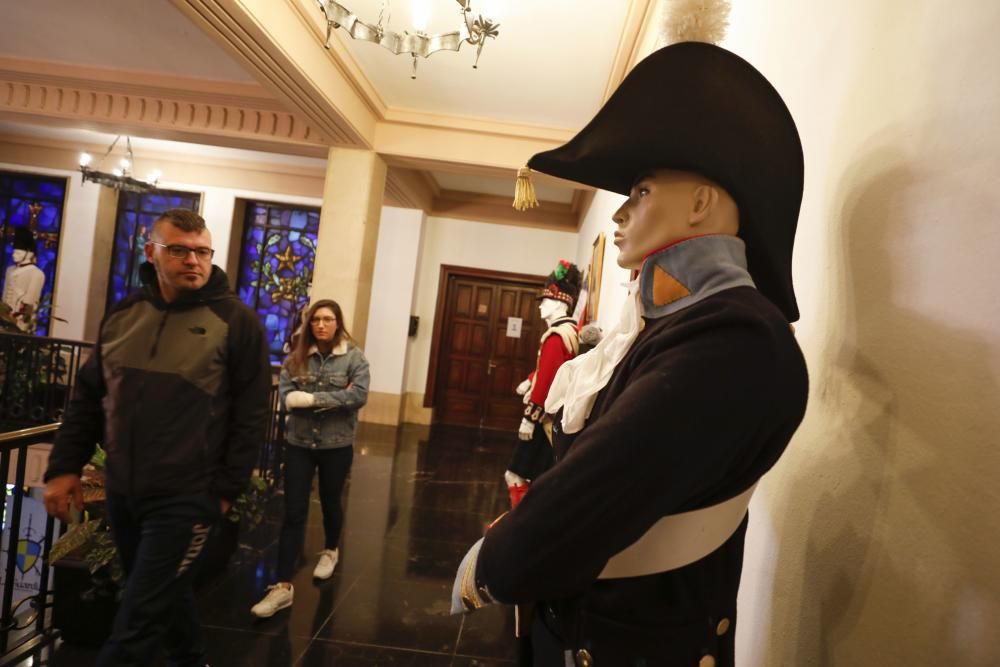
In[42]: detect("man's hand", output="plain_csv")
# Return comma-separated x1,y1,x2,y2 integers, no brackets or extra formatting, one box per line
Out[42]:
515,379,531,396
43,474,84,523
220,498,232,515
518,418,535,441
285,391,316,409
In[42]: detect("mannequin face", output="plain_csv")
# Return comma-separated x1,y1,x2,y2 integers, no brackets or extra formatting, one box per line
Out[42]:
611,169,739,270
539,298,568,323
12,249,28,264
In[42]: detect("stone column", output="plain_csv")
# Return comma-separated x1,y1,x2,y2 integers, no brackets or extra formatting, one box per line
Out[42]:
311,147,388,347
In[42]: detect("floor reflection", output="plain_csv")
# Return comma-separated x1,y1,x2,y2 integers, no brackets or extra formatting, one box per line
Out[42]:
17,424,516,666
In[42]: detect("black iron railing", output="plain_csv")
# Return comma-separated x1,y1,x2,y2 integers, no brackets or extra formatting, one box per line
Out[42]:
259,380,285,486
0,333,92,432
0,423,61,662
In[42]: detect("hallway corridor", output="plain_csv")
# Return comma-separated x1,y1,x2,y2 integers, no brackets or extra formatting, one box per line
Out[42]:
28,424,516,666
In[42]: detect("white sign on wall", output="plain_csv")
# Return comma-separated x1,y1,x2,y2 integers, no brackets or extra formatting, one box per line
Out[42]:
506,317,523,338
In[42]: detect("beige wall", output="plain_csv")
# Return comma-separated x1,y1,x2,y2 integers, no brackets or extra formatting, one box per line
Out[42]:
721,1,1000,665
567,2,1000,663
404,216,579,399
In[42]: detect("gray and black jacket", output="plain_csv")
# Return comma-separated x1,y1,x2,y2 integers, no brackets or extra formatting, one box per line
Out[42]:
45,263,271,502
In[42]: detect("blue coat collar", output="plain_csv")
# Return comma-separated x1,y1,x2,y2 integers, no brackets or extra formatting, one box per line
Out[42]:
638,235,756,319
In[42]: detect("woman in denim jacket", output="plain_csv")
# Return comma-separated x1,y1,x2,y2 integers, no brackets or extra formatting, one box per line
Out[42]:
251,299,369,617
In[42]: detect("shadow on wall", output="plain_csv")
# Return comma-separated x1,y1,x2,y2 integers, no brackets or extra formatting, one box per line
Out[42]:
762,145,1000,666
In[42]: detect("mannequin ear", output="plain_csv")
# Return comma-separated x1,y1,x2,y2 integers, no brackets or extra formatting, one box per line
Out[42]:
689,185,719,226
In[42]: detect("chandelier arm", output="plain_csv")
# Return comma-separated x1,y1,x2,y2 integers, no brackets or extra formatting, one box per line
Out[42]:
96,135,122,169
317,0,498,60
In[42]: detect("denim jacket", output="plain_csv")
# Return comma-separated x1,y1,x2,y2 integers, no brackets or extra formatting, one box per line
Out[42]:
280,341,370,449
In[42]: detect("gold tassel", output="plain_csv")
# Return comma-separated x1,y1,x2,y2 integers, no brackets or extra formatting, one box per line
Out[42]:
513,166,540,211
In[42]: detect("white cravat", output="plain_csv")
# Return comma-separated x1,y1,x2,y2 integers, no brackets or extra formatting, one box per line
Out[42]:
545,280,643,434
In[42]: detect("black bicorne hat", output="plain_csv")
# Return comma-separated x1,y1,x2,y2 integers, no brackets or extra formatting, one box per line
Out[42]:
539,260,582,310
527,42,804,321
12,226,36,254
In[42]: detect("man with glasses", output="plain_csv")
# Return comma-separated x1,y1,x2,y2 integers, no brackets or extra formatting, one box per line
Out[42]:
44,208,271,666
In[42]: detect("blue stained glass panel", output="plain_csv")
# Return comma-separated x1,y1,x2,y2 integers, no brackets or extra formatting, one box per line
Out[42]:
106,189,201,310
0,171,68,337
235,201,321,364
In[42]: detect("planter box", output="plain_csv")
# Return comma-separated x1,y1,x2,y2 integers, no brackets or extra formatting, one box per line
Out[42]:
51,557,118,647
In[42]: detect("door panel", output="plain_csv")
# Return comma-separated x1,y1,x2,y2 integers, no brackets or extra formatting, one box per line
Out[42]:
434,274,546,429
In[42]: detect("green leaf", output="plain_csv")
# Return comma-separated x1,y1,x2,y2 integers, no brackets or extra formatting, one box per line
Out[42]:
49,519,105,563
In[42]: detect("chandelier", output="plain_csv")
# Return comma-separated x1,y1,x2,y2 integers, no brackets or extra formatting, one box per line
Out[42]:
317,0,500,78
78,136,161,193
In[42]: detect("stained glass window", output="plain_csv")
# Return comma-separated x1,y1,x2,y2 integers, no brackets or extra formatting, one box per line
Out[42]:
0,171,68,337
236,202,320,364
106,189,201,310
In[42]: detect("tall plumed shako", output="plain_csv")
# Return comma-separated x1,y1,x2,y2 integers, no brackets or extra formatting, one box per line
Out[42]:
538,260,582,310
12,226,36,254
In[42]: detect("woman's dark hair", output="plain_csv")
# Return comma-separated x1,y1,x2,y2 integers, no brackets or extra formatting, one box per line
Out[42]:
286,299,351,374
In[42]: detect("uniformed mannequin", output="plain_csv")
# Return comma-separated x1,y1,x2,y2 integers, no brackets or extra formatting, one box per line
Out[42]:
505,260,581,507
453,38,809,667
2,227,45,333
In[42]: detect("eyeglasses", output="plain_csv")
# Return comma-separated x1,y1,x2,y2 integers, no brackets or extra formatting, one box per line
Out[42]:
310,317,337,325
151,242,215,260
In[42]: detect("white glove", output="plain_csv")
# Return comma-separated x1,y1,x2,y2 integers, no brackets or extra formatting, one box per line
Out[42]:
285,391,316,410
518,418,535,441
515,379,531,396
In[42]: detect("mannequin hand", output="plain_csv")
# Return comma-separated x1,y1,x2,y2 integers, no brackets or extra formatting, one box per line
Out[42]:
518,418,535,441
285,391,316,409
515,379,531,396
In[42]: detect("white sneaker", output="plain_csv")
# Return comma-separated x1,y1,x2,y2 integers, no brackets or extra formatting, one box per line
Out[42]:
313,549,338,580
250,584,293,618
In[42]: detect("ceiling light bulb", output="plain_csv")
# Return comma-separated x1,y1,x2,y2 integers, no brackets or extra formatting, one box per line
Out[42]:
79,153,92,167
112,168,123,177
148,170,162,183
120,158,130,170
412,0,431,32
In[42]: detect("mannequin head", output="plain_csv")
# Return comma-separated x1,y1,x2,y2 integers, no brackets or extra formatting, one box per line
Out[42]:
12,227,36,265
611,169,740,270
539,297,569,325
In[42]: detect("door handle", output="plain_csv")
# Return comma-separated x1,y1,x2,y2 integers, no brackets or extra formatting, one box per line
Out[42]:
487,359,497,375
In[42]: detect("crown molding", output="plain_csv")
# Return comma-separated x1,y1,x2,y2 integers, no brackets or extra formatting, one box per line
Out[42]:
0,56,278,106
0,131,326,198
287,0,389,118
602,0,656,102
0,59,327,154
384,166,435,211
170,0,374,148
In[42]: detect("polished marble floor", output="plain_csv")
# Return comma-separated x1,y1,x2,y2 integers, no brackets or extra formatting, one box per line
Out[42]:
20,424,518,666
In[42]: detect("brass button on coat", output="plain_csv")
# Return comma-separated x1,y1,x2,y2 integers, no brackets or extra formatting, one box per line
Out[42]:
575,649,593,667
716,617,731,636
699,656,716,667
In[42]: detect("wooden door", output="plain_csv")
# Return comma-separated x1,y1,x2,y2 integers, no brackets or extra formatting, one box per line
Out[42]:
431,271,544,430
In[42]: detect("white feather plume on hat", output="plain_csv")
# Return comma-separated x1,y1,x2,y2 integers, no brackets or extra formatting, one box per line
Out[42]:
660,0,731,46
